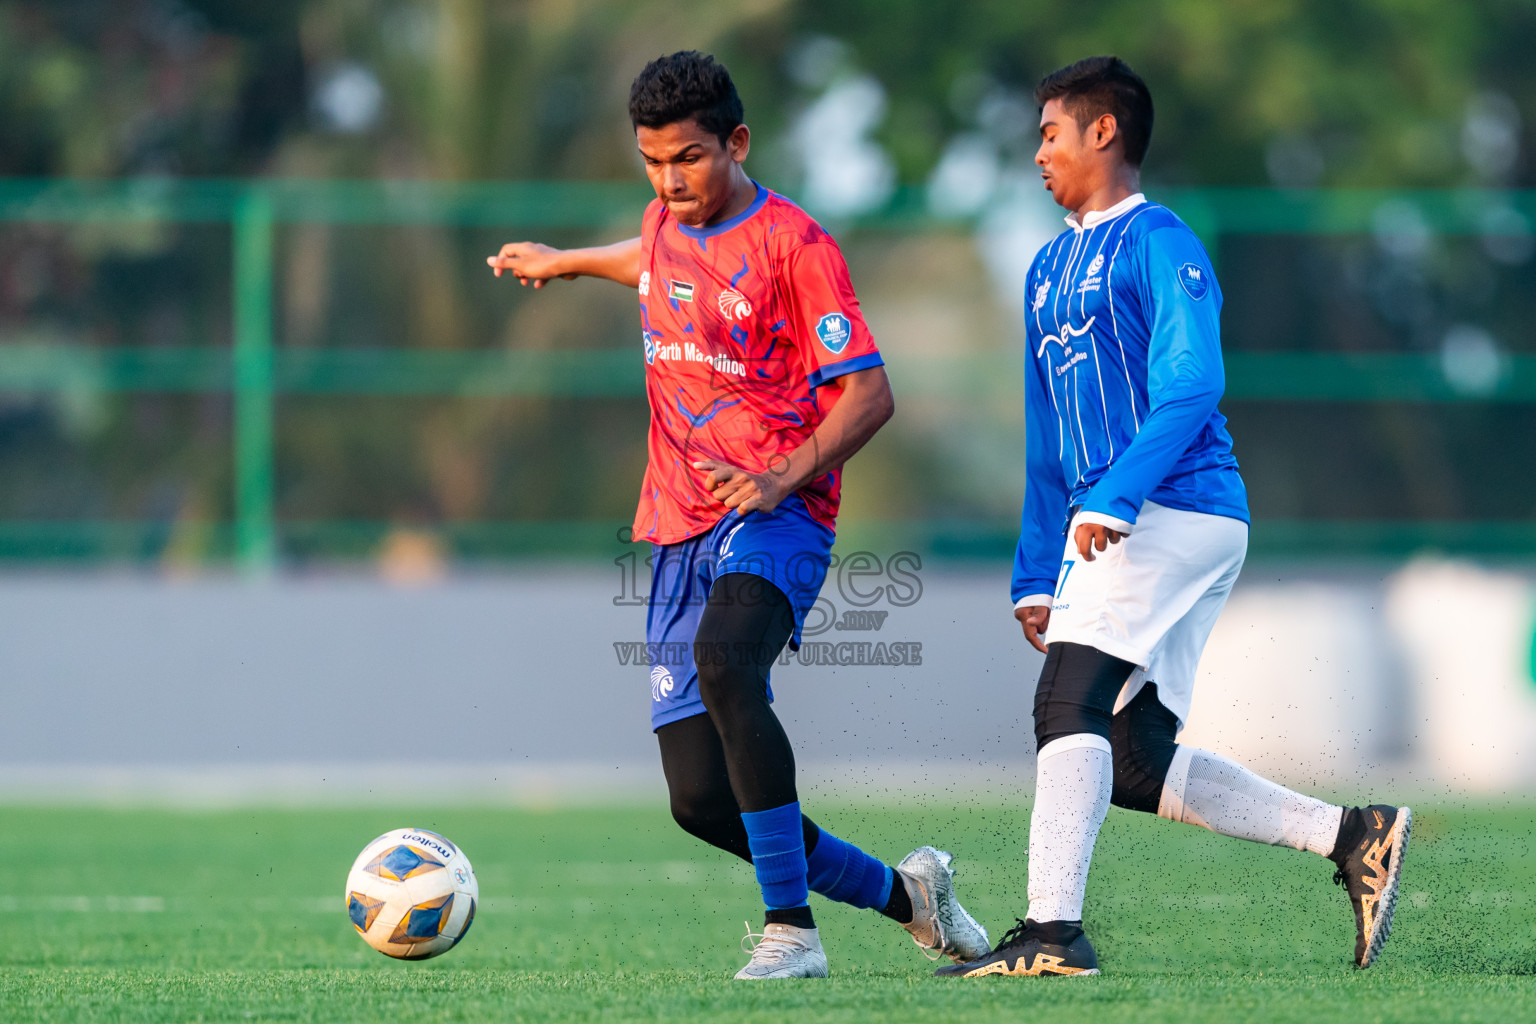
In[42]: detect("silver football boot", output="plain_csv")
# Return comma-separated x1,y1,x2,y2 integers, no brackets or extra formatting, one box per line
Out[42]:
896,846,991,962
734,922,830,979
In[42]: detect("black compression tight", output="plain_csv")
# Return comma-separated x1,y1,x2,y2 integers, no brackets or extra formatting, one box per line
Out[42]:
657,711,820,863
1033,642,1184,816
659,712,916,926
656,572,818,859
1033,641,1137,749
692,571,800,813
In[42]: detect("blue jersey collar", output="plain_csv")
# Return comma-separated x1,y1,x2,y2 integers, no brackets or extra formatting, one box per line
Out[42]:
674,180,769,240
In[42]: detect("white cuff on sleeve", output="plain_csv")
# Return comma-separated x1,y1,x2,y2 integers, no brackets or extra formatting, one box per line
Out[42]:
1074,510,1135,535
1014,594,1055,610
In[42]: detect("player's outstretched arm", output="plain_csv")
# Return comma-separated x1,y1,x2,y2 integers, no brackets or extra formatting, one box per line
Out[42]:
696,365,894,515
486,237,642,289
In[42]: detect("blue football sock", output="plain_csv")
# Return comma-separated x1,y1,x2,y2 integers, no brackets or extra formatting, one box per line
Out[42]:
805,826,895,910
741,803,810,910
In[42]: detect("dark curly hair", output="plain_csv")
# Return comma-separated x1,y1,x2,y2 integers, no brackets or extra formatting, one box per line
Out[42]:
629,51,744,145
1035,56,1154,166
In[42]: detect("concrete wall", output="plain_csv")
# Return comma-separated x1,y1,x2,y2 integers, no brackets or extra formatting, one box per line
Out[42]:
1,558,1533,802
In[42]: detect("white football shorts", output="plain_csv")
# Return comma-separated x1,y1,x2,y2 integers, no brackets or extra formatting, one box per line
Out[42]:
1040,500,1248,727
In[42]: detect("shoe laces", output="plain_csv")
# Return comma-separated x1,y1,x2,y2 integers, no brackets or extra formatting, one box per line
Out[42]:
994,917,1033,952
740,922,808,964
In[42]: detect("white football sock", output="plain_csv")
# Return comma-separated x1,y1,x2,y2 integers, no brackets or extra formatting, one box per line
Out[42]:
1158,746,1342,856
1026,734,1113,923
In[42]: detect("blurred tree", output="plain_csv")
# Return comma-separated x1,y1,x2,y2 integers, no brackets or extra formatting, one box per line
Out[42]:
1,0,1535,555
3,0,1530,186
801,0,1535,188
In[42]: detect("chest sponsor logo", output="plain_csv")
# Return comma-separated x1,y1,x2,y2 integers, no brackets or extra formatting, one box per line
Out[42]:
717,288,753,321
638,270,651,296
1076,252,1106,294
816,312,852,354
645,338,745,376
1032,280,1052,313
1055,349,1089,376
643,332,657,365
1037,316,1096,377
1179,262,1210,300
668,279,695,302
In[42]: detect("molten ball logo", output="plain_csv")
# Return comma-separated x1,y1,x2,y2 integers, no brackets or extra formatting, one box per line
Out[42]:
717,289,752,321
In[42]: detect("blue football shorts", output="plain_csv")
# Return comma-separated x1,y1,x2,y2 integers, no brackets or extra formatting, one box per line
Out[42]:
644,493,835,730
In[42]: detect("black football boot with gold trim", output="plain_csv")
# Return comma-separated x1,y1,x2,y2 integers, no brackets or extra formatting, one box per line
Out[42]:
1330,804,1411,968
934,918,1099,978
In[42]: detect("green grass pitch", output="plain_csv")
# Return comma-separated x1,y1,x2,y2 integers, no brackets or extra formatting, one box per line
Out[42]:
1,800,1533,1022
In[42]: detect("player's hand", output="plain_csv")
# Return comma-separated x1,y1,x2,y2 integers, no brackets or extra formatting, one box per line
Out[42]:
1074,522,1124,561
693,459,789,514
1016,604,1050,654
486,242,575,288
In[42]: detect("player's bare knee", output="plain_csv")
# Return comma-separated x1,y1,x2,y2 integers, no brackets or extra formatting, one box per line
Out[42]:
1033,641,1138,750
1109,684,1179,813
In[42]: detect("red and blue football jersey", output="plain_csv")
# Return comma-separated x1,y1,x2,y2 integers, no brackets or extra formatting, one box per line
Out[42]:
633,182,884,544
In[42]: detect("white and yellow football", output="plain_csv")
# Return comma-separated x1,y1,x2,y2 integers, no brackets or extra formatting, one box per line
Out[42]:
344,827,478,959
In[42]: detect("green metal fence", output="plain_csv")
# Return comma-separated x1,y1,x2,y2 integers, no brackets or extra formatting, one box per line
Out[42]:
1,178,1534,568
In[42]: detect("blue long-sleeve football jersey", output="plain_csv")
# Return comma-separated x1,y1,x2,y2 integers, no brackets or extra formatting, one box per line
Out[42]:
1011,194,1249,604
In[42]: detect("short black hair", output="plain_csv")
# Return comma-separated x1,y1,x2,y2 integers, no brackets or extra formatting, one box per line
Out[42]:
628,51,744,145
1035,56,1154,166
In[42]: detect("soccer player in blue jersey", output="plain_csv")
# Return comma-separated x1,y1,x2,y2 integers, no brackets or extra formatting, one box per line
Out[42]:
940,57,1411,978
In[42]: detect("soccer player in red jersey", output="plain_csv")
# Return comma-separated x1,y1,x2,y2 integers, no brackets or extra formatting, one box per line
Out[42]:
488,51,989,979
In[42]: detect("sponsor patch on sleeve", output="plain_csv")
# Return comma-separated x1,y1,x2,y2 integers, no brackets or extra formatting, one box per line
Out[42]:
1178,262,1210,300
815,312,851,354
